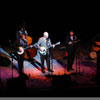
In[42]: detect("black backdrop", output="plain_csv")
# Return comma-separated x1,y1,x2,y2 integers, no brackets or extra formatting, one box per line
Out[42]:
0,2,100,46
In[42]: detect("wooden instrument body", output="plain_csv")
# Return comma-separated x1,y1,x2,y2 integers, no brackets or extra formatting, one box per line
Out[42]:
92,42,100,52
26,35,32,46
24,47,37,59
25,35,37,59
89,42,100,59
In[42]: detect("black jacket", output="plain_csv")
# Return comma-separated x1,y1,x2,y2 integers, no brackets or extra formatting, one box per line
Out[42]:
65,35,77,51
14,39,27,52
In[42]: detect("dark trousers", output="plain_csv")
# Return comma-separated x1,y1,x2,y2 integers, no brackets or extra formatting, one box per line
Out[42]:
97,51,100,75
40,53,50,72
67,48,75,71
17,54,24,76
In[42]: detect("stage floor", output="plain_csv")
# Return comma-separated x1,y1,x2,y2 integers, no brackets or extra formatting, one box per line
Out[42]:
0,43,100,97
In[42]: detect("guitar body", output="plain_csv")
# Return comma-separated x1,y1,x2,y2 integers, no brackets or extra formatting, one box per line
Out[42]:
93,42,100,52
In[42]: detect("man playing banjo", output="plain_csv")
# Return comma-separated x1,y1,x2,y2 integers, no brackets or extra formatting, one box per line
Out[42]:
37,32,55,73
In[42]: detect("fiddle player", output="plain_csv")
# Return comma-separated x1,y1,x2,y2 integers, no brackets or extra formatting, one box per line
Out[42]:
65,30,78,72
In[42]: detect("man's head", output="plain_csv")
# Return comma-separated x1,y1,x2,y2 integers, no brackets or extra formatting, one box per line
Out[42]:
20,26,25,31
69,30,74,36
43,32,49,39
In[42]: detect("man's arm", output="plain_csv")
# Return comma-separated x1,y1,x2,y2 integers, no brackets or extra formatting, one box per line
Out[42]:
65,36,72,46
16,31,20,40
48,39,56,48
49,39,52,47
25,30,28,36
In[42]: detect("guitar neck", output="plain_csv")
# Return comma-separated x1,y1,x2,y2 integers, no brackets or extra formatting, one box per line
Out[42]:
54,41,60,46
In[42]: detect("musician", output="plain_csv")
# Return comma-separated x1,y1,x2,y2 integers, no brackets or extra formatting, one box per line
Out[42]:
65,30,78,72
92,33,100,76
37,32,55,73
16,26,28,40
16,26,33,60
14,33,27,77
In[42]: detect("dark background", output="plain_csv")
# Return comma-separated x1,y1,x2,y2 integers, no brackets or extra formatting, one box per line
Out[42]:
0,2,100,97
0,1,100,46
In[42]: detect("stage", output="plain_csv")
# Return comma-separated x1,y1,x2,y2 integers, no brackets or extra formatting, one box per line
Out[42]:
0,42,100,97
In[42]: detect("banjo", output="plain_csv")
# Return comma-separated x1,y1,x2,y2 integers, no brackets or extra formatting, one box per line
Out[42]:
39,41,60,55
17,44,34,55
89,41,100,59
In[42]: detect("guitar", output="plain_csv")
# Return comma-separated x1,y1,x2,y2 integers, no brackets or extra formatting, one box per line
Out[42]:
39,41,60,55
92,42,100,52
17,44,34,55
69,39,80,46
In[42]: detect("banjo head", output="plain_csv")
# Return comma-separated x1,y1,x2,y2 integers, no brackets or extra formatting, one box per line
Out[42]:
89,51,97,59
17,47,24,55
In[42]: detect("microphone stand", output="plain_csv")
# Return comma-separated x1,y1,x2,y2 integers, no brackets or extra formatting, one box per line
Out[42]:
51,47,55,75
75,43,82,75
10,52,14,79
71,40,78,75
45,39,54,77
0,55,2,83
11,55,14,78
78,49,83,75
45,47,54,78
75,50,78,74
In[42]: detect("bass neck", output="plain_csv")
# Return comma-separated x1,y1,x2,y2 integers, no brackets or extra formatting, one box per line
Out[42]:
24,44,34,50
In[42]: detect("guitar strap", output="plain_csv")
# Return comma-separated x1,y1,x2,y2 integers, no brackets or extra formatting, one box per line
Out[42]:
46,39,49,54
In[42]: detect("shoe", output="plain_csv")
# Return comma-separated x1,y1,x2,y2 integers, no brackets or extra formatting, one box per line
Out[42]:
66,71,71,75
70,68,74,70
19,73,28,79
48,69,54,72
42,70,45,73
67,69,70,72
